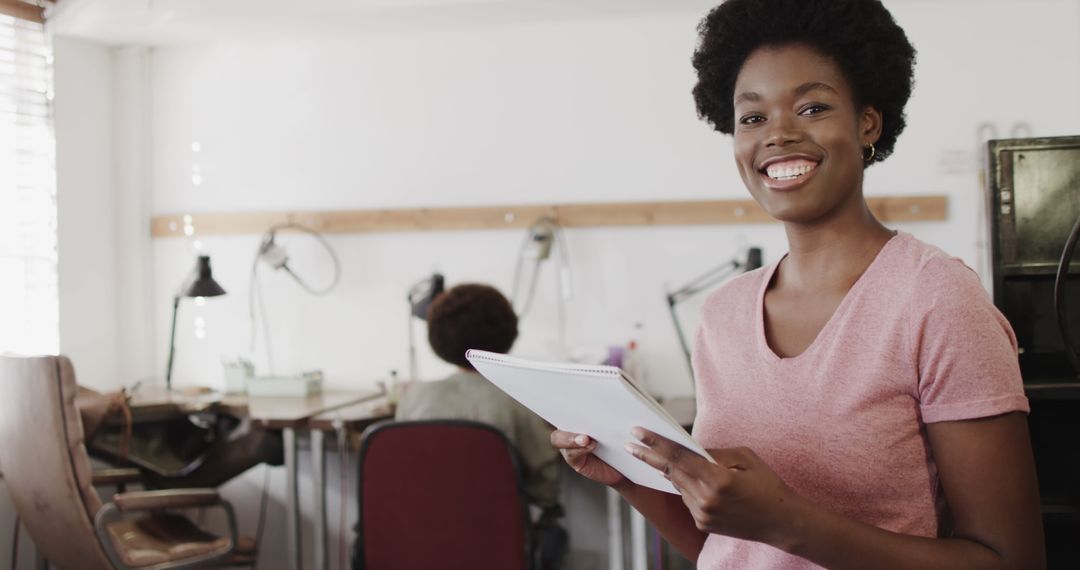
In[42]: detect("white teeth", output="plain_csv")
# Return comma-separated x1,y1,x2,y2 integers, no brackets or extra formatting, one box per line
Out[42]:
766,163,816,180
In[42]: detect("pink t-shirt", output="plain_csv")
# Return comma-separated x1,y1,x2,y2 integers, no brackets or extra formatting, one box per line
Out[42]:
691,232,1029,569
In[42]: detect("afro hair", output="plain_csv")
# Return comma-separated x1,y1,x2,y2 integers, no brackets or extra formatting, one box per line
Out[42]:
692,0,916,166
427,283,518,370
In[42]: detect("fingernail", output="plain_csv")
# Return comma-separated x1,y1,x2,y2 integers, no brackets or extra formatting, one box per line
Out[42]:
575,434,588,446
630,427,644,439
623,444,636,455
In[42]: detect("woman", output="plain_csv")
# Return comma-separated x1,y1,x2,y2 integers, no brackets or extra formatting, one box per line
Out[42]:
396,283,560,511
551,0,1045,568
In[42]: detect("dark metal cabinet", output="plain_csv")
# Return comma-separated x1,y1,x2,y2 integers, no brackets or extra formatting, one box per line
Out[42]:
988,136,1080,567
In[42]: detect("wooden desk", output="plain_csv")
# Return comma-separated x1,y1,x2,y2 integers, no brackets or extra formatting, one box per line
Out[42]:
127,387,381,570
308,396,393,435
307,396,393,570
218,390,379,429
125,388,220,420
127,388,374,426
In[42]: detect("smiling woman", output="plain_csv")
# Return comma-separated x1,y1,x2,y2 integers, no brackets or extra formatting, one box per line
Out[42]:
731,47,879,224
550,1,1046,569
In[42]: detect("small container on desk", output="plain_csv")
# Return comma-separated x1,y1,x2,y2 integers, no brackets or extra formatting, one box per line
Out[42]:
246,371,323,397
222,358,254,394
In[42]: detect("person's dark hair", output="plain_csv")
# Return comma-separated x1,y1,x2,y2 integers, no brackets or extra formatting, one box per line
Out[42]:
692,0,916,166
427,283,518,369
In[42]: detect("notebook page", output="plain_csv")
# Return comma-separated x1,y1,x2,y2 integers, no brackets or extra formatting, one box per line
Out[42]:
619,369,696,437
466,349,712,494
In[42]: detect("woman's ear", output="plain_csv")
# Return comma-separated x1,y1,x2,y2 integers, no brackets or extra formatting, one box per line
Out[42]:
859,105,883,146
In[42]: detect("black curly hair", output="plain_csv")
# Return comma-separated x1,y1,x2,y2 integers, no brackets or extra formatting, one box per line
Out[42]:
692,0,916,166
427,283,518,369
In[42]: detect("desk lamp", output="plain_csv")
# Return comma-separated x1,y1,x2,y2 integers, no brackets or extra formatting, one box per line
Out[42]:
666,247,762,386
166,255,227,391
248,223,341,375
407,272,444,380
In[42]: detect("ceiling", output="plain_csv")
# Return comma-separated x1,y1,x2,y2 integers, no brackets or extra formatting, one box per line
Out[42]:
46,0,723,45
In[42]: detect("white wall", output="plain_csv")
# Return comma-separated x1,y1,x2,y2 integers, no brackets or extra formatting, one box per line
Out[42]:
149,7,754,396
110,47,158,388
53,40,157,392
147,0,1080,397
54,37,119,391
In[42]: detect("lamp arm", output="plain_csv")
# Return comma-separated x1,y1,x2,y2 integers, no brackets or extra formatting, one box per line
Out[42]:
667,298,695,384
165,295,180,392
265,223,342,295
666,255,750,388
667,260,741,305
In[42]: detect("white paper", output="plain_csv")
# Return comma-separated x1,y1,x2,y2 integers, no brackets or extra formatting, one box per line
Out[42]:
466,349,713,494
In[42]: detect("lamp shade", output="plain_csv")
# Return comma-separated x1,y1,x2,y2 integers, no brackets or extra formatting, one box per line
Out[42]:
182,255,227,298
409,272,444,321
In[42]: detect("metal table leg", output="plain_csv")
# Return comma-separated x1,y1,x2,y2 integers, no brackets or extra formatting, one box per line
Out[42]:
312,429,328,570
284,427,302,570
607,487,624,570
631,508,648,570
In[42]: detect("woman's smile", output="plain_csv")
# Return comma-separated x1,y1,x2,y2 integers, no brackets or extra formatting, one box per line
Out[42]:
758,155,821,190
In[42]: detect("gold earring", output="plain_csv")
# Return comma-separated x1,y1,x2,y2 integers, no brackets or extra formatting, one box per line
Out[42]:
863,143,876,163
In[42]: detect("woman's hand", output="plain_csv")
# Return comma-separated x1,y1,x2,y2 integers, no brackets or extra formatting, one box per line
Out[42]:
550,429,628,487
625,427,807,550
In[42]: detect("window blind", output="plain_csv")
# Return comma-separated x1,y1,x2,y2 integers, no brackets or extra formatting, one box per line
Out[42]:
0,13,57,356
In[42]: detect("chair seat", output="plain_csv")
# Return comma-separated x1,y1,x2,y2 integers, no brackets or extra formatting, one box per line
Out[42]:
106,513,251,568
218,535,258,566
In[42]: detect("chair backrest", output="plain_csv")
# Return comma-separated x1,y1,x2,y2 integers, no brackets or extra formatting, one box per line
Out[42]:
355,420,532,570
0,355,113,570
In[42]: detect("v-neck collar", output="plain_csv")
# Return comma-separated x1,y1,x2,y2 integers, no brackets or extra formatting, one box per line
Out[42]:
755,231,904,365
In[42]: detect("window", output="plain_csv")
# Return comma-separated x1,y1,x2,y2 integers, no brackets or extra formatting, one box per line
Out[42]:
0,13,57,356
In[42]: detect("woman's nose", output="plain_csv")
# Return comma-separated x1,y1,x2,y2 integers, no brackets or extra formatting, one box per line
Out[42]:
764,114,802,147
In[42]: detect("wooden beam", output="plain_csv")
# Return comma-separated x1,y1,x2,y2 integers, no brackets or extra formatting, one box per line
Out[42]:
0,0,45,23
868,195,948,223
150,196,948,238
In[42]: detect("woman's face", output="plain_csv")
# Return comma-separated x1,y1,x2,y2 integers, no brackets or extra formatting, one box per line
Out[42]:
732,44,881,224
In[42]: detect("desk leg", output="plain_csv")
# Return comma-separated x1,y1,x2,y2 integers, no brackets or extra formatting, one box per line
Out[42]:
284,427,302,570
607,487,623,570
630,508,648,570
312,429,328,570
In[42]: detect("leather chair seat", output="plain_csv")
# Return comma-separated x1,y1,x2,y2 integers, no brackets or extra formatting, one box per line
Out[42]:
106,514,257,568
107,514,225,567
1,356,256,569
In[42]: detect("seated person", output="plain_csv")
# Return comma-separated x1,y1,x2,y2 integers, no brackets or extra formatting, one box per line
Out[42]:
395,283,560,512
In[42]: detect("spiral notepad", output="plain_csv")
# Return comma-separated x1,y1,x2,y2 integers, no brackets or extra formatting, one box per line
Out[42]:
465,349,713,494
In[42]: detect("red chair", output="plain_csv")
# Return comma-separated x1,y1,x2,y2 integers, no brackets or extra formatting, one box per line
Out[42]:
354,420,533,570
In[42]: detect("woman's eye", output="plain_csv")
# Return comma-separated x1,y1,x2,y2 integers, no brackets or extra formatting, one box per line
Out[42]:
799,104,829,116
739,114,765,125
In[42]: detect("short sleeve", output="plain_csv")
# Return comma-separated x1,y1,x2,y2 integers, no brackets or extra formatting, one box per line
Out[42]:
911,258,1029,423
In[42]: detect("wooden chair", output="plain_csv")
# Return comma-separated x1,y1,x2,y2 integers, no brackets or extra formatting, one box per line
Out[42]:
353,420,534,570
0,355,255,569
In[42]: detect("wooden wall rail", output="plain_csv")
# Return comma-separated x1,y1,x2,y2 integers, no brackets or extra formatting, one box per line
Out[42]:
151,196,947,238
0,0,48,23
